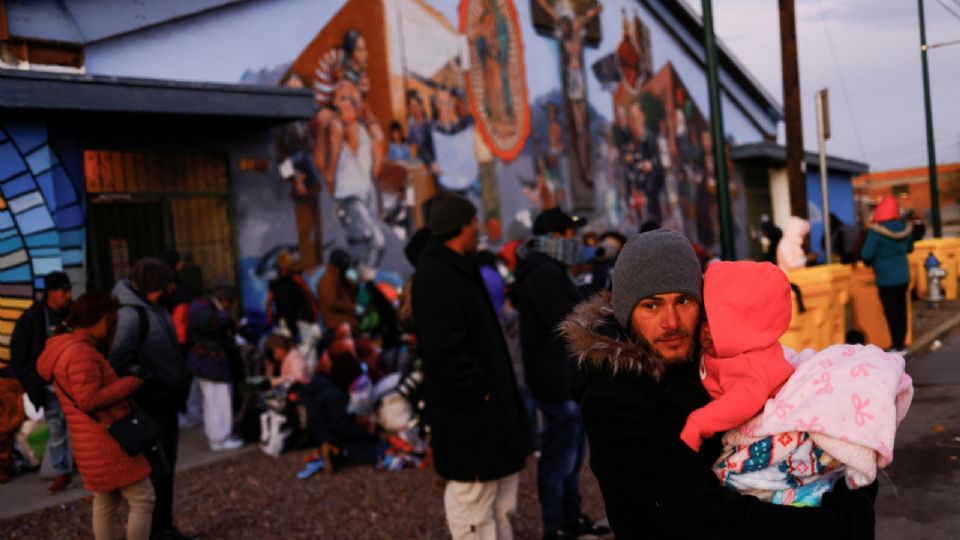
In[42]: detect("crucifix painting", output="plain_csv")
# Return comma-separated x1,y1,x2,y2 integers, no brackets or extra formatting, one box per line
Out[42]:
532,0,603,211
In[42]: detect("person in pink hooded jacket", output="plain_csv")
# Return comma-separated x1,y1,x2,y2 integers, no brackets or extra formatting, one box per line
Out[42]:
680,260,795,452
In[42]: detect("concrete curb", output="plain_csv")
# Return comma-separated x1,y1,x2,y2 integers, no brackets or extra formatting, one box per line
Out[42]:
909,310,960,356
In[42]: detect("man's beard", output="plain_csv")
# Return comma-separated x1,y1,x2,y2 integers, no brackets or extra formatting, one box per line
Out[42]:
635,320,702,365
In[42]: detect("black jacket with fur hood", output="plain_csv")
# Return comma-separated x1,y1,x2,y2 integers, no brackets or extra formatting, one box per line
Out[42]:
560,292,877,540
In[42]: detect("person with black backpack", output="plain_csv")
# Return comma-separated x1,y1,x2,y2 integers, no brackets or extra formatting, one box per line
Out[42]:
109,258,191,540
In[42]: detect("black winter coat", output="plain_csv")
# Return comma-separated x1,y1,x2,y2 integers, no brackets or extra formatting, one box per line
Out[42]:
10,300,62,409
512,251,582,403
302,374,368,447
560,293,877,540
412,240,530,482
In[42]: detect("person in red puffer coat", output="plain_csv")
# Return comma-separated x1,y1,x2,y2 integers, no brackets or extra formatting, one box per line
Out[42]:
37,292,154,540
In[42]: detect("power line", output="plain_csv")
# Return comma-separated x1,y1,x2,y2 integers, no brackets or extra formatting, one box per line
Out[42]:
933,0,960,23
929,37,960,49
951,0,960,14
815,0,867,162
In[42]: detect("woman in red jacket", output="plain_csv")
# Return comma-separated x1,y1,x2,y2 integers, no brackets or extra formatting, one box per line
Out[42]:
37,292,154,540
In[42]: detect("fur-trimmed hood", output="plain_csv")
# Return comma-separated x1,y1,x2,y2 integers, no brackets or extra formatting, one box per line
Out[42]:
559,291,667,380
871,220,912,240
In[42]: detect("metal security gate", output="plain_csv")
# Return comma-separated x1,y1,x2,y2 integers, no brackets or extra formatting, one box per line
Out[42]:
84,149,237,293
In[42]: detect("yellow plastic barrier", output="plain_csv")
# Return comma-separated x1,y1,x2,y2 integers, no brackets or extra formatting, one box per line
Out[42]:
914,238,959,300
849,265,913,349
821,264,853,345
781,267,835,351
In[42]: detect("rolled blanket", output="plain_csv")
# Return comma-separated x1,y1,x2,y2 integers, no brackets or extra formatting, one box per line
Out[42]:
728,344,913,489
715,429,843,506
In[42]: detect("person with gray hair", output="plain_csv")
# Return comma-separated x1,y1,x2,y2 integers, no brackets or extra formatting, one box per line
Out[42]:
560,229,878,539
109,258,191,540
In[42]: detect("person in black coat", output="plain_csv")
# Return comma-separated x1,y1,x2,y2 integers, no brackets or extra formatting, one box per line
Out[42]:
560,230,877,539
512,208,609,539
412,191,530,539
10,271,74,493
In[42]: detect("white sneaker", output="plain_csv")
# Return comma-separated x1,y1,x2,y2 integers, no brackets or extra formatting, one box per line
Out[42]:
210,437,244,452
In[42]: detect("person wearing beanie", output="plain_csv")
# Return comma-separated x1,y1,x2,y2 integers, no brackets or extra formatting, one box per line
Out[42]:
109,258,190,540
10,271,74,494
413,191,531,538
512,209,610,539
860,195,914,353
559,229,877,538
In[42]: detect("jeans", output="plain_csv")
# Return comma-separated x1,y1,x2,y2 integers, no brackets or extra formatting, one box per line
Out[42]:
43,387,73,476
535,399,585,534
92,478,155,540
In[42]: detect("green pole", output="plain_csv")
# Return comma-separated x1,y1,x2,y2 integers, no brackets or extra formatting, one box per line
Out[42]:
702,0,735,259
918,0,942,237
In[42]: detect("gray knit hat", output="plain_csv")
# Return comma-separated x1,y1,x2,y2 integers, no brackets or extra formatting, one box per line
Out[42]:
611,229,703,327
430,191,477,237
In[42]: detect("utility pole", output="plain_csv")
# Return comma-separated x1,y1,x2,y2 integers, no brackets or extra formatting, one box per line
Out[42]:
918,0,942,237
779,0,807,219
816,89,831,263
702,0,735,260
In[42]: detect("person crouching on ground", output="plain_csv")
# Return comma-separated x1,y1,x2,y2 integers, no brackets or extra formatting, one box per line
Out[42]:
264,334,310,388
37,292,155,540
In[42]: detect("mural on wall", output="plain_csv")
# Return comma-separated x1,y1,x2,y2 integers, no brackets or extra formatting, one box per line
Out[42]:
461,0,530,162
0,121,85,364
531,0,603,211
233,0,749,323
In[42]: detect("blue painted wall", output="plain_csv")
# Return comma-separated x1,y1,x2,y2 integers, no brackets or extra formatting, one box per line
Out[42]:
806,170,856,263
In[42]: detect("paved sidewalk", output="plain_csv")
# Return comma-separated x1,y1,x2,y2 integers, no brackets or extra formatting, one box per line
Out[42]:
0,427,252,520
875,327,960,539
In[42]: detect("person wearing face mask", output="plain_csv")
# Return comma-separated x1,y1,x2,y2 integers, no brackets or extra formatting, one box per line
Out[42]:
512,208,610,539
109,258,190,540
316,249,359,334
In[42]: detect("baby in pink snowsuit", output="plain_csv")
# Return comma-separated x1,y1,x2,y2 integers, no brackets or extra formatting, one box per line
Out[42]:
680,261,795,452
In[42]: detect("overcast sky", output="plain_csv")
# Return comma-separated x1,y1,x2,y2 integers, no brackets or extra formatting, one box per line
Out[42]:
696,0,960,170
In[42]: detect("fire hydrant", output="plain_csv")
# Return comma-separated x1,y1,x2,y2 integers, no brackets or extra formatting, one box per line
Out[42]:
925,252,947,307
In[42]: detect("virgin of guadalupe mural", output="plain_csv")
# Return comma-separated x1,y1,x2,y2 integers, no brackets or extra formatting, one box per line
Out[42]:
461,0,531,162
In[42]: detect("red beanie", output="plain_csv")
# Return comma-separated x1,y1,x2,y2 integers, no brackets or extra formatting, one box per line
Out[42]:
873,196,900,223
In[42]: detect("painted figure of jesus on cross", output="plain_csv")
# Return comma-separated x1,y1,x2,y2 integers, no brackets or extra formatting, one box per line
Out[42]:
533,0,602,202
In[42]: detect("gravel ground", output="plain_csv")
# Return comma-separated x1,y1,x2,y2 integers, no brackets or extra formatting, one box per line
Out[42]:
0,449,608,539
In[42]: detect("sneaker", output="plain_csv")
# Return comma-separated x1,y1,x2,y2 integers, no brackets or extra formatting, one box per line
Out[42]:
209,437,244,452
47,474,73,495
562,515,612,539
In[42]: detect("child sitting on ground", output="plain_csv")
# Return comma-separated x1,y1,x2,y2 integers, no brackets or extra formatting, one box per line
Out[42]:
682,260,913,506
264,334,310,387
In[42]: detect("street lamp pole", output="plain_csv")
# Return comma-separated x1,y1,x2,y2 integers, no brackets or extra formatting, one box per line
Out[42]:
918,0,942,237
702,0,735,259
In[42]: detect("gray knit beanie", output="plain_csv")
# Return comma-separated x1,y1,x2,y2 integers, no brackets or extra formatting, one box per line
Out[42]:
611,229,703,328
